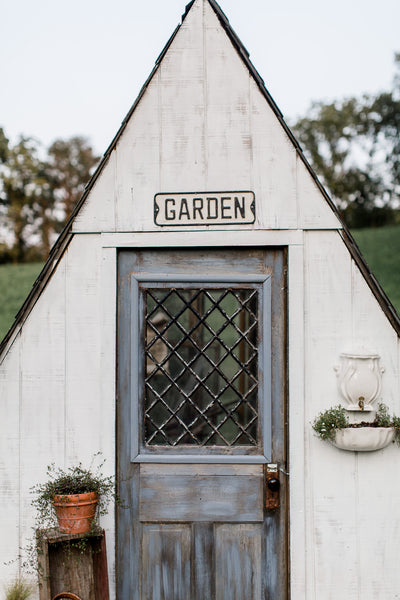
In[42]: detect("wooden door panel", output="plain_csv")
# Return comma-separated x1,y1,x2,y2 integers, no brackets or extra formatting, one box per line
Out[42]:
139,464,263,522
140,522,264,600
141,524,191,600
215,524,263,600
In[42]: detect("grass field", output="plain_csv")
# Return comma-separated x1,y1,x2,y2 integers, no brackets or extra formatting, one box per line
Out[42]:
0,262,43,342
0,225,399,342
352,225,400,314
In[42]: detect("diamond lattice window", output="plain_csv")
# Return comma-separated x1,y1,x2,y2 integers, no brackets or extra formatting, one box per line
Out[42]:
143,286,259,447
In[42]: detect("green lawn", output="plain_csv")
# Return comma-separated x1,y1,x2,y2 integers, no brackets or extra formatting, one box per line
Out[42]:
352,225,400,315
0,262,43,342
0,225,399,343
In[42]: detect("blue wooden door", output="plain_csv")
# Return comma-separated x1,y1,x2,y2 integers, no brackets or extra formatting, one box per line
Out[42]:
117,248,287,599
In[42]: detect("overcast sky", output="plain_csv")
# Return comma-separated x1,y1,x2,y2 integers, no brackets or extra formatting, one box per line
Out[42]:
1,0,399,155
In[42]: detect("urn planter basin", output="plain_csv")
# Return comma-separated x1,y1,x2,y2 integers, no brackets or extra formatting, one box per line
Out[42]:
331,427,395,452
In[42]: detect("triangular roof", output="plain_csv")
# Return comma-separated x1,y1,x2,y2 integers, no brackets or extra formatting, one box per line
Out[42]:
1,0,399,357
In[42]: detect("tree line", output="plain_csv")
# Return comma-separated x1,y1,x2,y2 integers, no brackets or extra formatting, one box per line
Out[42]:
293,54,400,228
0,132,99,263
0,55,399,262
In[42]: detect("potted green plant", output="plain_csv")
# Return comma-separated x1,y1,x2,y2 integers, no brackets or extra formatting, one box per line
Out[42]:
312,403,400,451
32,455,114,535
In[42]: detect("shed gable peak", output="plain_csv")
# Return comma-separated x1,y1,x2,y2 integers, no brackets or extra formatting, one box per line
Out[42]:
73,0,341,233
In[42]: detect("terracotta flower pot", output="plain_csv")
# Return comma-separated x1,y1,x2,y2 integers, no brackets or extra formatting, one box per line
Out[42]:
53,491,99,534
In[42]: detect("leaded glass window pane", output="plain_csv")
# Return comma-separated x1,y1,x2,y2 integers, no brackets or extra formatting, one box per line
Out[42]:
143,286,259,446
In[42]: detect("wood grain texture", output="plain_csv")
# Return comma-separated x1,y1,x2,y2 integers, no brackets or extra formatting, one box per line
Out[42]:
0,336,21,582
117,247,287,598
38,530,109,600
101,229,304,248
204,1,251,192
65,235,102,460
303,230,400,598
192,523,214,598
141,524,191,600
19,258,66,548
139,470,263,522
73,150,117,233
287,242,307,599
72,0,339,235
215,524,263,600
296,154,341,230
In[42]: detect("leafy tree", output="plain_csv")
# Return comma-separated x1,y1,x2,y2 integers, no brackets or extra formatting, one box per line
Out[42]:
0,134,99,262
294,55,400,228
47,136,99,224
0,136,52,262
0,127,8,164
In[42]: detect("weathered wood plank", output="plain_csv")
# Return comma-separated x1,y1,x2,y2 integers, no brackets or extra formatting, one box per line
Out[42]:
73,150,117,233
204,1,251,192
160,0,205,194
287,242,307,599
304,230,358,599
139,470,263,522
65,235,102,461
0,337,21,582
115,80,160,232
141,524,191,600
101,229,304,248
250,77,297,230
296,154,341,230
215,523,263,600
192,523,214,599
100,247,117,597
19,259,66,550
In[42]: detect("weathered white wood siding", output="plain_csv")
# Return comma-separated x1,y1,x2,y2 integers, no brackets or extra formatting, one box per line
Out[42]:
0,235,115,595
0,0,399,598
73,0,340,234
302,230,400,600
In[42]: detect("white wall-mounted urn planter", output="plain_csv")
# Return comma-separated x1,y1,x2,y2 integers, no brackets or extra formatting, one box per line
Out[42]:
331,427,394,452
335,352,384,411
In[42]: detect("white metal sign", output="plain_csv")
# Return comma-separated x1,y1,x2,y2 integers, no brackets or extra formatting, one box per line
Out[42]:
154,191,255,226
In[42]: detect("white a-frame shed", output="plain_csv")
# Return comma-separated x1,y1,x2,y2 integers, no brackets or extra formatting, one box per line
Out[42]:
1,1,400,598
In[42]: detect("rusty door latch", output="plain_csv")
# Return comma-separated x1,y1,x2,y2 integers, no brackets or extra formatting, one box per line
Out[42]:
265,463,280,510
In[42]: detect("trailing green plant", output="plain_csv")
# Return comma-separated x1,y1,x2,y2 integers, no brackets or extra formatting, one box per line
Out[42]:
31,453,115,530
374,402,392,428
4,577,34,600
392,416,400,445
312,405,349,441
24,453,116,573
313,402,400,445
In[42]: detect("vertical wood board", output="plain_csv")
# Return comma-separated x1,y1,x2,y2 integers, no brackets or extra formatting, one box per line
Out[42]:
19,259,66,542
0,337,21,581
249,77,297,229
287,242,307,599
115,80,161,232
296,155,341,229
65,235,102,460
204,1,252,191
141,524,191,600
215,523,263,600
73,150,117,233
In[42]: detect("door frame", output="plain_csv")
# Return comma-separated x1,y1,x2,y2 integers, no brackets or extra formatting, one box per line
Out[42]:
116,246,289,598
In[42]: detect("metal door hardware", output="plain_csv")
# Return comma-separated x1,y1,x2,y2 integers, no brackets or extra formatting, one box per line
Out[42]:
265,463,280,510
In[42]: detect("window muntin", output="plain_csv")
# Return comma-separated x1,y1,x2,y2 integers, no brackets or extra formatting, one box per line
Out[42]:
143,286,259,447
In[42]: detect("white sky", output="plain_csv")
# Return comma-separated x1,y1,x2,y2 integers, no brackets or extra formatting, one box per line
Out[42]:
1,0,399,155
